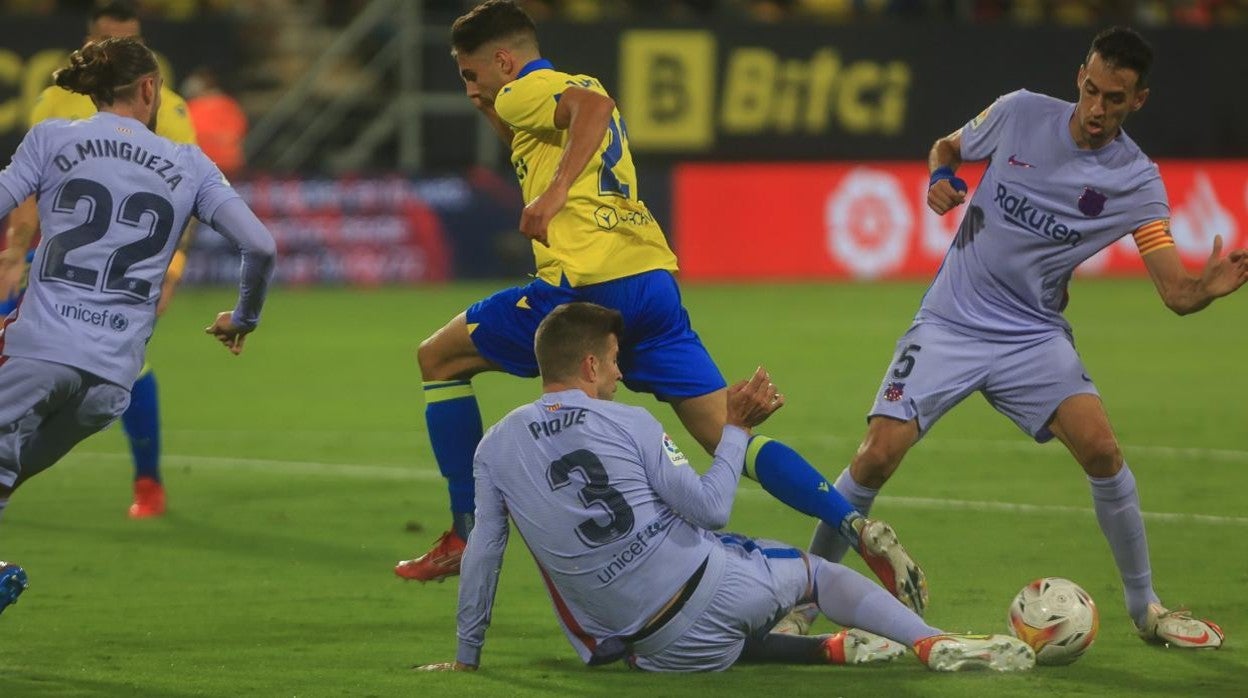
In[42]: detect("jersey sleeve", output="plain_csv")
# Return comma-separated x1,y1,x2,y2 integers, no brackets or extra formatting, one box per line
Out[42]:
493,74,563,134
635,412,748,531
0,123,46,205
959,89,1026,162
192,148,242,223
456,447,511,667
157,90,199,145
1126,165,1171,255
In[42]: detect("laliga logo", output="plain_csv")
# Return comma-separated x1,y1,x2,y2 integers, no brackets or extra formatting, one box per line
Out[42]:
824,168,912,278
1171,171,1237,254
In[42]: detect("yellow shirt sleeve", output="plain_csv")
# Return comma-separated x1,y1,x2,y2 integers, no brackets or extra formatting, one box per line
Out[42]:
156,88,198,145
494,73,563,134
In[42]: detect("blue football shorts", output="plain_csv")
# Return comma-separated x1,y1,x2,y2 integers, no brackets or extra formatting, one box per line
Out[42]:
465,269,726,400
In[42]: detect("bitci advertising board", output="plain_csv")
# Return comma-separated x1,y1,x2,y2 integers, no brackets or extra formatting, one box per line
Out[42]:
673,161,1248,281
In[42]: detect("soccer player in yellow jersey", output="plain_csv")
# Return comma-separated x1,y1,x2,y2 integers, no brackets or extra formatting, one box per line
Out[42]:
0,1,198,519
397,2,927,620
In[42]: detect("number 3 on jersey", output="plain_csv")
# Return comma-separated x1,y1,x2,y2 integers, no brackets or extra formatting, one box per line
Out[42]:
598,115,631,199
547,449,635,548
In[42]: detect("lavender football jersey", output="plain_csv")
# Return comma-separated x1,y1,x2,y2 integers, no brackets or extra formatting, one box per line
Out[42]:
0,112,239,386
917,90,1169,337
457,388,748,666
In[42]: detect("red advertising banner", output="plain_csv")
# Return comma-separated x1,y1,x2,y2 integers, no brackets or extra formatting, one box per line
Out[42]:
187,177,453,286
673,161,1248,280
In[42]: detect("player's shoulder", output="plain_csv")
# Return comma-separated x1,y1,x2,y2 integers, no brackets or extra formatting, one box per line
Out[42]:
156,88,197,144
1110,130,1162,185
587,400,660,435
1001,89,1069,116
30,85,94,125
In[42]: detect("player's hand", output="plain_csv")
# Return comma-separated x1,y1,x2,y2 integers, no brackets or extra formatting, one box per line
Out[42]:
1200,235,1248,298
204,311,251,355
156,274,178,316
726,366,785,431
927,179,967,215
519,186,569,248
0,248,25,299
413,661,477,672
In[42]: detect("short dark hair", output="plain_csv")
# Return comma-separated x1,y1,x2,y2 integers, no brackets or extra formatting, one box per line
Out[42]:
450,0,538,55
90,1,139,27
1087,26,1153,89
535,303,624,383
54,37,157,105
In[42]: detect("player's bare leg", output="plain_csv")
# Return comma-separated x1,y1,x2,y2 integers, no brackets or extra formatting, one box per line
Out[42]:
672,394,926,613
781,417,924,633
1048,394,1221,648
396,313,499,582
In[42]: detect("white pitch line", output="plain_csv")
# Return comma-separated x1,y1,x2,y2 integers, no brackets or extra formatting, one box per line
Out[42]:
801,434,1248,464
157,428,1248,464
69,451,1248,527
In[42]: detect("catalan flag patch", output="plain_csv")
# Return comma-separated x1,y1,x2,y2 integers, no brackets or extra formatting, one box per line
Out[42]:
1132,219,1174,256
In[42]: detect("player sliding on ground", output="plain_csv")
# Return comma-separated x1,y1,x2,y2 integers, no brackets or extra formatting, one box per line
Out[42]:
0,37,276,615
785,26,1244,648
416,303,1033,673
396,0,926,618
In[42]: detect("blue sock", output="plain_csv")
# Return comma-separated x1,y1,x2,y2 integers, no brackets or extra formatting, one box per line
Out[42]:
424,380,482,540
745,436,862,544
122,369,161,483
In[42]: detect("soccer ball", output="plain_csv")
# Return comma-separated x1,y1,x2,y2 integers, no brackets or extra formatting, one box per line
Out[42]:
1007,577,1099,666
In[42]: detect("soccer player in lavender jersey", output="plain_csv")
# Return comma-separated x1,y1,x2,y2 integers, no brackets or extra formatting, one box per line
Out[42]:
0,0,205,519
417,303,1034,673
397,0,926,615
0,37,276,614
793,27,1246,648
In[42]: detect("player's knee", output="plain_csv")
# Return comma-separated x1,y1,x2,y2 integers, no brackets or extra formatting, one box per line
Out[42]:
80,384,130,430
416,336,449,381
1077,437,1122,477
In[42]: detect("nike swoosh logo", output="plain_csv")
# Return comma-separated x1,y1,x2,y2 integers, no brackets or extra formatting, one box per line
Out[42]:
1008,155,1035,168
1171,630,1211,645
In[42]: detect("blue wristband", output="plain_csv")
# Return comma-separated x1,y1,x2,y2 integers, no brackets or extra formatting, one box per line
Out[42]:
929,166,968,193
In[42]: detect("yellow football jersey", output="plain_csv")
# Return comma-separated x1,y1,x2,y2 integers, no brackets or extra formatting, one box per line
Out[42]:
29,84,198,145
493,60,677,287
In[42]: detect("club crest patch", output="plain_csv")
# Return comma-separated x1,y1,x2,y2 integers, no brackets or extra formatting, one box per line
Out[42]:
1078,187,1107,217
662,433,688,466
970,103,992,129
883,382,905,402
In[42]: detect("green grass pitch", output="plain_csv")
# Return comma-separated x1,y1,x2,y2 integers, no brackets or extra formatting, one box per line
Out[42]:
2,279,1245,697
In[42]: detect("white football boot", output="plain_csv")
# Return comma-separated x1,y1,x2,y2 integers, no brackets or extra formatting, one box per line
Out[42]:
914,633,1036,672
1138,604,1224,649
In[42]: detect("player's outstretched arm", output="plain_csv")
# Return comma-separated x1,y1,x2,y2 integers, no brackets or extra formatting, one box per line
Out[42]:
202,199,277,354
644,367,784,530
1142,234,1248,315
518,86,614,246
0,196,39,298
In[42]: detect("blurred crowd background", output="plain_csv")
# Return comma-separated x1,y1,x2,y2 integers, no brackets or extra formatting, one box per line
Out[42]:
2,1,1246,287
3,0,1245,25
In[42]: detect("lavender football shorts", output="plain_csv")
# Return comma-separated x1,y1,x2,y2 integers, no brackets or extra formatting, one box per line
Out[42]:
868,321,1099,442
0,356,130,488
629,536,810,672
